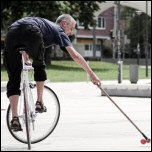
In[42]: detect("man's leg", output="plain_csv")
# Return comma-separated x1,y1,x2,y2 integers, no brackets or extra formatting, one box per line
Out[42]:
9,95,19,117
4,48,22,114
4,50,22,128
9,95,19,124
26,26,46,110
34,65,47,111
33,64,47,112
36,81,44,108
34,65,46,111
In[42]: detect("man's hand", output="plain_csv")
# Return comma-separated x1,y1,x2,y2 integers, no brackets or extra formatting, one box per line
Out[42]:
25,59,32,66
23,51,32,65
90,72,101,87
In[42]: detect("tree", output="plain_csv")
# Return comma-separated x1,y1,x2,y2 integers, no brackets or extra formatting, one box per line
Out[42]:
121,6,151,58
1,1,104,65
1,1,104,30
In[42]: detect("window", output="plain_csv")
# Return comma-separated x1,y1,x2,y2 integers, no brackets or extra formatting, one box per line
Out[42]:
77,17,106,29
85,44,90,51
97,17,106,29
85,44,92,51
84,44,101,57
85,44,93,57
96,45,101,51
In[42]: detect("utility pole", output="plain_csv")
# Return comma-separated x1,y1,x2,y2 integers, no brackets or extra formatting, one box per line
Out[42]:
113,4,117,59
136,10,142,65
145,1,148,77
93,25,96,59
117,1,122,83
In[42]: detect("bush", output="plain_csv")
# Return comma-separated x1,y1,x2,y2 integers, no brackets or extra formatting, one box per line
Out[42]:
102,42,113,58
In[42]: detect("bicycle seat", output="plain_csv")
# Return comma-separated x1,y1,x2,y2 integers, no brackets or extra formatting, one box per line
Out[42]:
17,47,27,53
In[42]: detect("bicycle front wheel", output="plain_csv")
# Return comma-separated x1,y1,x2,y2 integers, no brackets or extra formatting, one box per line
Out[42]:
7,85,60,144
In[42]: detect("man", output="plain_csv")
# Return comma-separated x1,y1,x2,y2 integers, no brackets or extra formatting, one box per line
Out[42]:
4,14,101,131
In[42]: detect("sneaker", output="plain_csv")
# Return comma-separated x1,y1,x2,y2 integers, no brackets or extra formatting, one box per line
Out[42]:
35,101,47,113
11,116,23,132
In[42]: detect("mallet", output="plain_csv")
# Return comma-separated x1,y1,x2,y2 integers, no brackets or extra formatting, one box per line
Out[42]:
98,85,151,144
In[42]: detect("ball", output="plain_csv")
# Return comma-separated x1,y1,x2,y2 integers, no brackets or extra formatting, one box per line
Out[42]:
140,139,147,144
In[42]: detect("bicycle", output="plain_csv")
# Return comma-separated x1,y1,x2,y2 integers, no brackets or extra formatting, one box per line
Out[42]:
6,50,60,150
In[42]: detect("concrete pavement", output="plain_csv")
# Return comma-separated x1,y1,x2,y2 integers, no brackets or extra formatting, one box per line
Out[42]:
1,79,151,97
1,81,151,151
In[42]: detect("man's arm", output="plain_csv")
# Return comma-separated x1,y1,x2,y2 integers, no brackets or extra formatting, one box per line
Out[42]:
66,46,101,86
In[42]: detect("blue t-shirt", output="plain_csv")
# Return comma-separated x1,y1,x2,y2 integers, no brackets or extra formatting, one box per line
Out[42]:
9,17,72,53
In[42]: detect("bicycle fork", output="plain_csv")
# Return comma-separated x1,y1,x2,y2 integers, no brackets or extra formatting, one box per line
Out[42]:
23,83,31,150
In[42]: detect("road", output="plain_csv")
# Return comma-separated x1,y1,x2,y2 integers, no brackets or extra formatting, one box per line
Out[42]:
1,82,151,151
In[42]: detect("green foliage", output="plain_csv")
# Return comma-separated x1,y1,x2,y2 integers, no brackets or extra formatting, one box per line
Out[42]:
121,6,151,58
1,1,104,31
102,41,113,58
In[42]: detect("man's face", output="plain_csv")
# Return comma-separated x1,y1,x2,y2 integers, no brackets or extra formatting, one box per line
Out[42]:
62,20,76,36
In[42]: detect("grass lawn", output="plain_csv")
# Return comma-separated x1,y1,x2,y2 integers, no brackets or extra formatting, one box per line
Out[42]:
1,59,151,82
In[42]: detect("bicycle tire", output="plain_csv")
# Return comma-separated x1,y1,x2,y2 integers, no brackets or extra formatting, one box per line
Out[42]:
6,85,60,144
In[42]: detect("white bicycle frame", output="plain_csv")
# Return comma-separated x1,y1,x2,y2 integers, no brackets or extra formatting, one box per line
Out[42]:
20,51,36,149
21,51,35,114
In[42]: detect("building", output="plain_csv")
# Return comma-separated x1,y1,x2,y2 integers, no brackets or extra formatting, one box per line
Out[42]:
53,2,117,60
74,2,115,59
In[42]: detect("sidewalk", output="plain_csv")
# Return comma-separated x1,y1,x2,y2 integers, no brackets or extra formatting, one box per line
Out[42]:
1,79,151,97
1,81,151,151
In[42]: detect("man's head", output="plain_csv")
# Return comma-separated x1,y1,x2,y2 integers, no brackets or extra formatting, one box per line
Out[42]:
56,14,76,36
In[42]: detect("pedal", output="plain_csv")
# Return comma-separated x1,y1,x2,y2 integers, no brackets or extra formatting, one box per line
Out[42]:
12,127,23,132
35,106,47,113
29,83,36,89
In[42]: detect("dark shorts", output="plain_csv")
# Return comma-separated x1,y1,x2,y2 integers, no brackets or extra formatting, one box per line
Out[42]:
4,24,47,98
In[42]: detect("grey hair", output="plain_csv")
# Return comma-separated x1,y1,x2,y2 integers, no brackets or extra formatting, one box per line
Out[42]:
56,14,76,25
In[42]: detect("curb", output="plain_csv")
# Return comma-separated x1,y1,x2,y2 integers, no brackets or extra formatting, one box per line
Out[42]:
102,84,151,97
